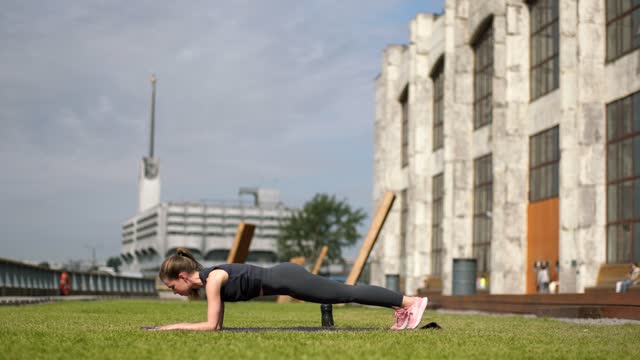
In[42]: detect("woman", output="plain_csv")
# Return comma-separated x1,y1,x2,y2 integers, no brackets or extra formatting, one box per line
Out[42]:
155,248,428,331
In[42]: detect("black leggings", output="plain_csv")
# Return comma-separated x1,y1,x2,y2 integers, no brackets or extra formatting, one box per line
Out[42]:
260,262,403,308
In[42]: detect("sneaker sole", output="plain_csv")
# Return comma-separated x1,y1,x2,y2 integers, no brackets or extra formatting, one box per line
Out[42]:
407,297,429,329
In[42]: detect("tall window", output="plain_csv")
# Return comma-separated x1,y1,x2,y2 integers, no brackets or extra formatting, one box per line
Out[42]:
530,0,559,100
432,59,444,150
606,0,640,62
607,92,640,264
400,86,409,167
529,126,560,202
432,173,444,276
473,21,494,129
473,155,493,275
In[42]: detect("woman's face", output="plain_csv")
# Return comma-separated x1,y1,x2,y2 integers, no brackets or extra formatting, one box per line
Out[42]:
162,274,191,296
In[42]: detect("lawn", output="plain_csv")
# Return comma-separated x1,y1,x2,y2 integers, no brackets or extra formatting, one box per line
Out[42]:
0,299,639,359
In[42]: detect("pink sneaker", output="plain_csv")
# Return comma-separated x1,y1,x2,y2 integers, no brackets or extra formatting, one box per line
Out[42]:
406,297,429,329
390,308,409,330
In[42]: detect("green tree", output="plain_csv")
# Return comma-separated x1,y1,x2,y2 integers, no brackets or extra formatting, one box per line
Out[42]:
106,256,122,273
278,193,366,264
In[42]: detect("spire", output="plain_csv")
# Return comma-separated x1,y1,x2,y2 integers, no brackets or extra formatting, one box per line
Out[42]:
149,74,157,158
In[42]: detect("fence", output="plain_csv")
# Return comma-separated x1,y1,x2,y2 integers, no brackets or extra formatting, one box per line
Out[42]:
0,258,157,297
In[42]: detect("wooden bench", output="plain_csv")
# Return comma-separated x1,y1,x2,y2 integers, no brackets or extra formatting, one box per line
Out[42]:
585,263,639,294
417,275,443,295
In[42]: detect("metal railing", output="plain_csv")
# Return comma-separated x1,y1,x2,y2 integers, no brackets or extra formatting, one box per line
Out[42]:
0,258,157,297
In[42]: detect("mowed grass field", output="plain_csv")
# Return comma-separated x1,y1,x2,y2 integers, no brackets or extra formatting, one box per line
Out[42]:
0,299,639,359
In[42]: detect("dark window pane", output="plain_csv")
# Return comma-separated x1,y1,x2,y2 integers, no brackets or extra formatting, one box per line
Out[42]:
609,184,618,222
634,94,640,132
634,136,640,176
551,163,559,197
622,14,633,54
622,138,634,178
607,102,617,141
635,179,640,218
623,97,633,136
531,134,538,167
608,143,618,180
634,8,640,48
545,165,553,198
608,225,618,263
621,224,632,262
622,180,634,220
607,23,615,61
607,0,617,21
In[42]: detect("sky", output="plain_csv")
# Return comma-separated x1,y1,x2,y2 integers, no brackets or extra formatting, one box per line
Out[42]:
0,1,444,264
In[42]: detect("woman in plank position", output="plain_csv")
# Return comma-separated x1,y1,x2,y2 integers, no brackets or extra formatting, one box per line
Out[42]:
155,248,428,331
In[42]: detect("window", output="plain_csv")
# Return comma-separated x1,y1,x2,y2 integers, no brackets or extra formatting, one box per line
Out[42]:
400,86,409,167
607,91,640,264
529,126,560,202
473,21,494,129
606,0,640,62
432,173,444,275
473,155,493,275
530,0,559,100
432,59,445,150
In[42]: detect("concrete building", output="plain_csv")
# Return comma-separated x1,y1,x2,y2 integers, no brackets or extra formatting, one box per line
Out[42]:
371,0,640,295
120,190,292,278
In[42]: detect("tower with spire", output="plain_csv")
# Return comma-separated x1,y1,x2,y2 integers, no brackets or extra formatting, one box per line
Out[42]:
138,74,161,212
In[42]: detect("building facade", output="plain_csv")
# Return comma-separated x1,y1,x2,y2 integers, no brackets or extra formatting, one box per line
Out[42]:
371,0,640,295
120,190,292,278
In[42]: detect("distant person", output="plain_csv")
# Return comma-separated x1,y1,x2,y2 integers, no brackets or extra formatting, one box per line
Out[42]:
59,271,71,296
615,262,640,293
150,248,429,331
537,261,550,294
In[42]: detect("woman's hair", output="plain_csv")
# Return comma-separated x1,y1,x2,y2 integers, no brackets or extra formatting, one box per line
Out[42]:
159,248,203,299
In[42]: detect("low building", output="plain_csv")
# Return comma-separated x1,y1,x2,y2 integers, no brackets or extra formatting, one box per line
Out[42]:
120,190,292,278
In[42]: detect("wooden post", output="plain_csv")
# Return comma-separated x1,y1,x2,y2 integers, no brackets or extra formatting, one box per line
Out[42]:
311,246,329,275
277,256,306,303
226,222,256,264
345,191,396,285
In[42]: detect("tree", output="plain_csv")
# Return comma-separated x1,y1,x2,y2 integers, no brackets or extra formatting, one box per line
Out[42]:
278,193,367,264
106,256,122,273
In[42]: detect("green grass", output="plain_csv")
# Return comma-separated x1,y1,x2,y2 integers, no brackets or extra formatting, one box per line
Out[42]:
0,300,639,359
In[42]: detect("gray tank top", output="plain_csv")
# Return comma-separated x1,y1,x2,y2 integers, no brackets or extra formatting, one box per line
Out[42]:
199,263,265,302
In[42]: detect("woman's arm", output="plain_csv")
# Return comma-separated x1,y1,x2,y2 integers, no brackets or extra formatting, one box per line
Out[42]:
159,270,228,331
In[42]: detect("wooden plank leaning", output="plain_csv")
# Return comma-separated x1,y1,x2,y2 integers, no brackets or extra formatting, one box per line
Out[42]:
226,222,256,264
345,191,396,286
311,246,329,275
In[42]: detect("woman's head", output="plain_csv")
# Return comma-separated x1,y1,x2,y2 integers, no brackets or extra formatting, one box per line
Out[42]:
159,248,203,298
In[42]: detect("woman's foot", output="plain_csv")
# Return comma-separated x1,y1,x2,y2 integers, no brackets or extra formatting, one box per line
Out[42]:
406,297,429,329
390,308,410,330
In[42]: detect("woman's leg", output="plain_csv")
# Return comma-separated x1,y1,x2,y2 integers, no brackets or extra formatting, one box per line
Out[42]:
261,262,403,308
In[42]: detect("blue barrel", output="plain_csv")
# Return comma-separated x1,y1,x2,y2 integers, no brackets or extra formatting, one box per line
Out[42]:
385,274,400,293
452,259,477,295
